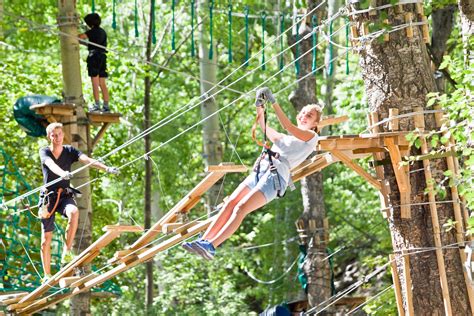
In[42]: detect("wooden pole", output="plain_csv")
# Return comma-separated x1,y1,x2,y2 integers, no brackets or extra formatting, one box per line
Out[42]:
389,254,405,316
414,108,453,315
402,250,415,315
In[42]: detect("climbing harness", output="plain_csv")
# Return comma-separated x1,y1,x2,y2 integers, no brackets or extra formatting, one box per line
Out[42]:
251,105,286,198
38,187,81,219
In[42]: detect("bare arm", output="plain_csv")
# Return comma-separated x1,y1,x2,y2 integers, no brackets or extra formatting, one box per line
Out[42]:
78,33,88,46
256,106,283,143
78,154,108,171
271,103,315,142
44,158,69,178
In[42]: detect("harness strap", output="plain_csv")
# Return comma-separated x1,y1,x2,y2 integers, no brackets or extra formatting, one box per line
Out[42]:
40,188,63,219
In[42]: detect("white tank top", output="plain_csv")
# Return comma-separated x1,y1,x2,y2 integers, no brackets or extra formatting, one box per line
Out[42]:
259,132,319,182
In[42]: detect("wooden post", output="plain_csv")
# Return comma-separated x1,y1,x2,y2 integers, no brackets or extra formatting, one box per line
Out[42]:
421,16,430,44
402,250,415,315
388,108,399,131
389,255,405,316
414,107,453,315
405,13,414,38
383,19,390,42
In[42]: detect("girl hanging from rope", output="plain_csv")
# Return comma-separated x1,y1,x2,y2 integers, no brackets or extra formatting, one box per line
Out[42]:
183,87,323,260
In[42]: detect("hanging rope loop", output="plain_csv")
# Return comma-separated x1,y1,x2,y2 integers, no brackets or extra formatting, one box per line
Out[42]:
311,14,318,73
171,0,176,51
191,0,195,57
228,1,233,63
208,0,214,60
112,0,117,30
261,11,267,71
244,5,250,66
134,0,139,37
279,13,285,71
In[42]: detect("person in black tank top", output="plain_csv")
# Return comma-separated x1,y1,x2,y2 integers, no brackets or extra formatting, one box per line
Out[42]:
79,13,111,112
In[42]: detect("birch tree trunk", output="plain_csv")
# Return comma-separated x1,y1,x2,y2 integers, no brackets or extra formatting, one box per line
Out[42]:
459,0,474,66
350,2,471,314
57,0,91,314
198,0,222,213
288,0,332,310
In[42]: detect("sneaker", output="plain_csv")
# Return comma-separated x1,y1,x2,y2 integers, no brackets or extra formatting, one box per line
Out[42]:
192,240,216,260
61,250,75,265
41,273,52,283
89,104,100,112
182,241,199,255
102,106,110,113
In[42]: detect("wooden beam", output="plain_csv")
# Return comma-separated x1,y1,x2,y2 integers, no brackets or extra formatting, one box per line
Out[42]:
389,255,405,316
403,250,415,316
59,276,81,288
291,153,335,183
0,292,28,306
87,112,121,124
103,225,144,233
330,149,381,191
205,164,248,173
162,222,184,234
317,115,349,128
384,137,411,218
91,123,111,150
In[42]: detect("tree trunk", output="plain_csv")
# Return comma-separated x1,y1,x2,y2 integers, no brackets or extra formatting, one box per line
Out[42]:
288,0,332,310
144,2,154,313
458,0,474,66
198,0,222,213
57,0,91,314
351,2,472,314
431,5,456,92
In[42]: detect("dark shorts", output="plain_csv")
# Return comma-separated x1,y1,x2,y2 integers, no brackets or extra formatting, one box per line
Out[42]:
86,51,108,78
41,196,77,233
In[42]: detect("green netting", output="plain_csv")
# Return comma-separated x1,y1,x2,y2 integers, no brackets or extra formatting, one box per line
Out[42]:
0,147,121,297
13,95,60,137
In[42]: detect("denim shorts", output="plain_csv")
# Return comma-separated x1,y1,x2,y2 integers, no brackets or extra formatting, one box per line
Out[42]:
242,164,288,202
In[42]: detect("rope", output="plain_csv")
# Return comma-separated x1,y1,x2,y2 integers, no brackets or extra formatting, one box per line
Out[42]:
91,0,95,13
0,2,334,209
228,2,233,63
171,0,176,51
208,0,214,60
312,15,318,73
244,6,250,66
279,13,285,71
261,11,267,71
244,256,298,285
345,17,349,75
348,0,423,17
134,0,139,37
346,285,393,314
112,0,117,30
151,0,156,44
190,0,195,57
363,109,445,133
327,20,334,76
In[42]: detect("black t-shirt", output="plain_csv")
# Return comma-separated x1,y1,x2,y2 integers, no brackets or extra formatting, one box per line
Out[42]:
39,145,82,191
85,27,107,53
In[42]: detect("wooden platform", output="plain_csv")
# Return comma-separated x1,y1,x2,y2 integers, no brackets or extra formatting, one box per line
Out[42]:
87,112,121,125
29,103,75,117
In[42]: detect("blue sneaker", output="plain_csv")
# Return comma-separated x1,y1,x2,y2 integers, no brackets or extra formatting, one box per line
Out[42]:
191,240,216,260
182,234,203,255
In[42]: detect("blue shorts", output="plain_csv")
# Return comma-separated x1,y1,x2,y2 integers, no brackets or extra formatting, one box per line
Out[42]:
41,196,77,233
242,165,288,202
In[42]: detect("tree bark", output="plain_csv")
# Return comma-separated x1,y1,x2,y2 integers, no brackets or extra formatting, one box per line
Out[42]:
288,0,332,311
430,5,456,92
458,0,474,66
57,0,91,314
144,2,154,313
198,0,223,213
350,2,471,314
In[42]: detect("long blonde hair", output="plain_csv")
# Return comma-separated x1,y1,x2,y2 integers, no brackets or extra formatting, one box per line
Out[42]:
298,102,325,131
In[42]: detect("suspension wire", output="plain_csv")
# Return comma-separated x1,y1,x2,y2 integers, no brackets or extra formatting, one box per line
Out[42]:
0,2,332,209
244,256,298,285
346,284,393,315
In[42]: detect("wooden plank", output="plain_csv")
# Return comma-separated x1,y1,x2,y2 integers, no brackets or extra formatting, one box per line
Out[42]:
0,292,28,306
16,230,120,306
162,223,184,234
388,108,399,131
87,112,121,124
385,137,411,218
172,220,203,235
103,225,144,233
70,273,97,289
23,218,214,314
291,153,335,183
331,149,381,191
129,171,226,250
403,250,415,316
91,123,111,150
317,115,349,128
59,276,81,288
389,254,405,316
16,294,70,315
205,164,248,173
420,137,453,315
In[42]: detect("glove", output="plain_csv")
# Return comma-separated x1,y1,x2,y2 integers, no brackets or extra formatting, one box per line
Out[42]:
106,167,120,175
255,87,276,107
61,171,73,180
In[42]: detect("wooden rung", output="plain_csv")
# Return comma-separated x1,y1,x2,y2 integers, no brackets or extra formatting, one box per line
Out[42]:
162,222,184,234
317,115,349,128
87,112,121,124
384,138,409,192
59,276,81,288
405,13,414,38
389,108,399,131
69,273,97,289
0,292,28,305
173,220,203,235
103,225,144,233
205,164,248,173
421,16,430,44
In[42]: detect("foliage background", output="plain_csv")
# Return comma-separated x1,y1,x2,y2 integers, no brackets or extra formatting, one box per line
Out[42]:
0,0,471,314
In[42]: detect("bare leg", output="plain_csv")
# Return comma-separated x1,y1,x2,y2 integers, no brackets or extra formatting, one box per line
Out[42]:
64,206,79,251
41,231,53,275
99,77,110,103
209,188,267,247
202,183,251,241
91,76,100,103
